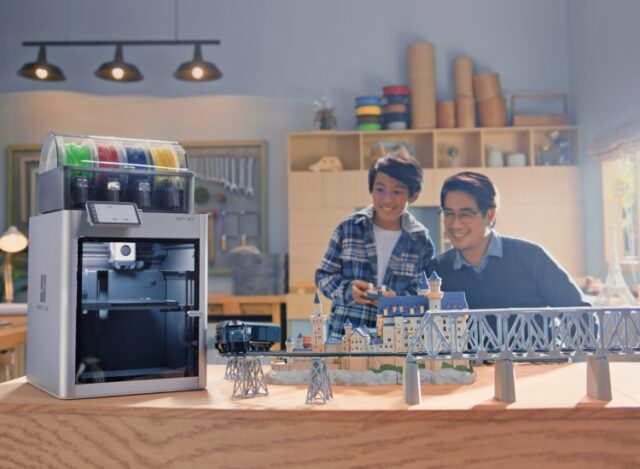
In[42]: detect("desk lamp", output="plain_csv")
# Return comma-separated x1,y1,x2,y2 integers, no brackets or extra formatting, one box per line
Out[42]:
0,226,28,303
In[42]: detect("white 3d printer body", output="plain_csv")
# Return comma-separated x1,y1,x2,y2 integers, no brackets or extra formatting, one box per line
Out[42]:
27,133,208,399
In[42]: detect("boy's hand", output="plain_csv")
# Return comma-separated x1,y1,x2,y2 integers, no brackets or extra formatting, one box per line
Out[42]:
351,280,373,305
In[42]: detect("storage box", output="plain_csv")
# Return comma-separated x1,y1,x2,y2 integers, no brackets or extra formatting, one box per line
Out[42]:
511,94,571,126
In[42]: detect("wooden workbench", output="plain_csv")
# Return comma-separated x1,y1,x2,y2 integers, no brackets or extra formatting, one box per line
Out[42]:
0,362,639,467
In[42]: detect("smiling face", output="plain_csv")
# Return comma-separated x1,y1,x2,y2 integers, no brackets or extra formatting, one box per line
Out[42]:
442,190,495,265
371,171,417,230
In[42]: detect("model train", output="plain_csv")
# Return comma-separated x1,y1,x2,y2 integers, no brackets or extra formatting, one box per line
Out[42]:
214,320,281,354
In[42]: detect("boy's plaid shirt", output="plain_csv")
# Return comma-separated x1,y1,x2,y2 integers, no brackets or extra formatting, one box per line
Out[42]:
316,206,435,340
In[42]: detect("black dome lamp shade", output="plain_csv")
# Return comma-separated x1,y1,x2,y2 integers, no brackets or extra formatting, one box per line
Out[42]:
17,45,66,81
94,44,143,82
174,44,222,81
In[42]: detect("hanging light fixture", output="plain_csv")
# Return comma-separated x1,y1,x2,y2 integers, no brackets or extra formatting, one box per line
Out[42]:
17,45,66,81
94,44,143,82
174,44,222,81
17,40,221,83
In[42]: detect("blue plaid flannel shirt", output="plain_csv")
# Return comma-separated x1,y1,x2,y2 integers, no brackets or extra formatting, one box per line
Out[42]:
316,205,435,340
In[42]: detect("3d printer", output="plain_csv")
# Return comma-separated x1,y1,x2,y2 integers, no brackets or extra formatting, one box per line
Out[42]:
27,133,208,399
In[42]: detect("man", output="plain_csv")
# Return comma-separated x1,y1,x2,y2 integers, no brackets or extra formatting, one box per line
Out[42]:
428,171,588,309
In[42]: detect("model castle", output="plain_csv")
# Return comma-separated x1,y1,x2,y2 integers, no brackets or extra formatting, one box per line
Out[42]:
271,271,469,373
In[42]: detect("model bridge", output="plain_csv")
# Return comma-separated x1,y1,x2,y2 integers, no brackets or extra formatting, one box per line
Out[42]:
224,306,640,405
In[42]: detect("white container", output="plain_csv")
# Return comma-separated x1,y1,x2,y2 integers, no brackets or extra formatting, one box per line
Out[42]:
506,152,526,167
486,146,504,167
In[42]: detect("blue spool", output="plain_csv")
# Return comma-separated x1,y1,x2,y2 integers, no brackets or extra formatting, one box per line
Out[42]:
355,96,381,107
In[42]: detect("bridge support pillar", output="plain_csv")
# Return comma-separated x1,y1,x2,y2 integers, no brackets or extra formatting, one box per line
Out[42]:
306,359,333,404
403,356,421,405
587,356,612,401
224,356,238,380
232,356,269,398
495,359,516,403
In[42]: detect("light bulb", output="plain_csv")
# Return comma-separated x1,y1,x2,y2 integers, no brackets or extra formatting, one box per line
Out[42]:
35,67,48,79
111,67,124,80
191,66,204,80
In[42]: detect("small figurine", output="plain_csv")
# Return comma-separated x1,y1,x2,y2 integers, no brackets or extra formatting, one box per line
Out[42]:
313,97,337,130
308,155,343,172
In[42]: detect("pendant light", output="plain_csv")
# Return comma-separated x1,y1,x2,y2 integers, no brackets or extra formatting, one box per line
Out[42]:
17,45,66,81
174,44,222,81
94,44,144,82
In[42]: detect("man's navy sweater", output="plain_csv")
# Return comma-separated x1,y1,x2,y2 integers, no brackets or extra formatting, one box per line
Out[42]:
428,236,589,309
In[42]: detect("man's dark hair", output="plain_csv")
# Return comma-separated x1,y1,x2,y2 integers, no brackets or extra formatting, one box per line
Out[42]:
440,171,500,214
368,152,423,197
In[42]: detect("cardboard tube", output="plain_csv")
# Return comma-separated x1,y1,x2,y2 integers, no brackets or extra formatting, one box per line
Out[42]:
454,56,474,98
437,100,456,128
456,98,476,128
479,97,506,127
473,72,502,101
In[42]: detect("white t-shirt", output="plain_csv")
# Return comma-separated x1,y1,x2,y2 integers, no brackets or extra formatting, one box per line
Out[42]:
372,224,402,287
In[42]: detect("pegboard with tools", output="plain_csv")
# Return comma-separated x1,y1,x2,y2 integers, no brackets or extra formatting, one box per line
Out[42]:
183,140,267,274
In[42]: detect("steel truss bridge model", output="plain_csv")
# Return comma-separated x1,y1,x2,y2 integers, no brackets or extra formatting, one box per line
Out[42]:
225,306,640,405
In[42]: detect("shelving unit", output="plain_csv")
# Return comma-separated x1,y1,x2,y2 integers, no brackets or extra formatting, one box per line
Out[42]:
287,126,583,308
288,125,579,171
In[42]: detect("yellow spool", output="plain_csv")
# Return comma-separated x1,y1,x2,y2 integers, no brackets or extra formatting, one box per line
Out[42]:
151,146,178,185
355,105,382,116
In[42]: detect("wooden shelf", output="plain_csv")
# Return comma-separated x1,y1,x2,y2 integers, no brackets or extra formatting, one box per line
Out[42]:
289,126,578,172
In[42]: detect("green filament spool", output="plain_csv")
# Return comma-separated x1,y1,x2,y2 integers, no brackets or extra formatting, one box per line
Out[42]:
64,142,94,179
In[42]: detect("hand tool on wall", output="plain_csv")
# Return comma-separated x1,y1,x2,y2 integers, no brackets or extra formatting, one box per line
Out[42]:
229,156,238,192
220,209,227,252
239,210,247,247
245,156,255,197
238,156,246,194
222,156,231,190
214,156,222,183
208,210,217,263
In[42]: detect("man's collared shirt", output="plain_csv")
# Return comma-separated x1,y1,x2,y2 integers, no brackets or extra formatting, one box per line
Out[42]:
453,230,503,273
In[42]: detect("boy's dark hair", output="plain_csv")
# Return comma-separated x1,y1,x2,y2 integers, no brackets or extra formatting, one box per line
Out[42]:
368,152,423,197
440,171,500,214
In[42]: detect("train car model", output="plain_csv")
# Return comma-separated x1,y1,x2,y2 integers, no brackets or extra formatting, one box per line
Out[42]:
215,320,281,354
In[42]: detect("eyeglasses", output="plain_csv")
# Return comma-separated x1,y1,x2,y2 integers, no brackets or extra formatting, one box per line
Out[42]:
439,208,481,224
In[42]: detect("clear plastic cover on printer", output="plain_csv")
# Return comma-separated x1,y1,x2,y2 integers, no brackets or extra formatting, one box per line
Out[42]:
38,133,194,214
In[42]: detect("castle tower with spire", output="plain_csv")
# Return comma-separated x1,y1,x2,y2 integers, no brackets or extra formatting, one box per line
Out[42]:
310,292,326,353
342,319,352,353
426,271,444,310
417,271,430,297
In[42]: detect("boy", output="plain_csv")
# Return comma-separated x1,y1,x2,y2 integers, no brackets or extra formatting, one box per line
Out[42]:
316,152,435,340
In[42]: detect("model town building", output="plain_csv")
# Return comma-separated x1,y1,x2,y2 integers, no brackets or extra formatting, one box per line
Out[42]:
271,271,469,373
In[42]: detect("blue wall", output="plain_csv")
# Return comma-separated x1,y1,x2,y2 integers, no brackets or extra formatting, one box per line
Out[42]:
0,0,626,279
1,0,572,126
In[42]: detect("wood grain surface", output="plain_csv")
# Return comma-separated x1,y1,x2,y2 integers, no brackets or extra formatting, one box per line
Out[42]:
0,315,26,351
0,362,639,468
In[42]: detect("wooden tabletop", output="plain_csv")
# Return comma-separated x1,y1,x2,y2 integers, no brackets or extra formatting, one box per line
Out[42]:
1,362,640,467
0,315,26,351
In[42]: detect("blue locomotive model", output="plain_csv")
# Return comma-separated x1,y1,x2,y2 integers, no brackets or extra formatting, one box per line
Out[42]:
214,320,281,354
